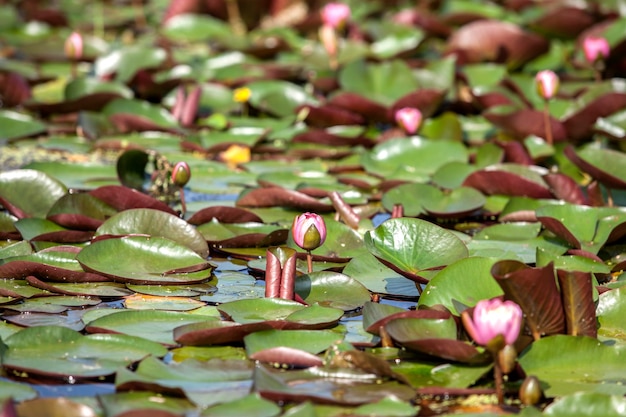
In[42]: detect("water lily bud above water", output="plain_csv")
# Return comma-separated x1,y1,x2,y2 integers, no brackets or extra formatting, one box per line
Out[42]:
395,107,422,135
65,31,83,60
292,213,327,251
171,161,191,187
519,375,543,406
462,298,523,347
535,70,559,100
320,2,350,29
583,36,610,63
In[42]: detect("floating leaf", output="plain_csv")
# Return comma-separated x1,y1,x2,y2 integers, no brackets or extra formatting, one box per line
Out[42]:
96,208,209,257
0,169,67,218
365,218,469,283
77,236,213,284
3,325,167,379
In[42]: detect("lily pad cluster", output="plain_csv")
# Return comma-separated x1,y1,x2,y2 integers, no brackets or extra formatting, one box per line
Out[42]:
2,0,626,415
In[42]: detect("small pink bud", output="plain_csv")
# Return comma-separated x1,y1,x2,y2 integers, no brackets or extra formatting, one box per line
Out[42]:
535,70,559,100
462,298,523,347
171,161,191,187
64,31,83,60
395,107,422,135
583,36,610,63
292,213,327,251
320,2,351,29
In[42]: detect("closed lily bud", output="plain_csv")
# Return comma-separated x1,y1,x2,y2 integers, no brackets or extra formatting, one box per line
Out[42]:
320,2,350,30
292,213,327,251
519,375,543,406
497,344,517,374
395,107,422,135
171,161,191,187
462,298,523,347
535,70,559,100
65,31,83,60
583,36,610,63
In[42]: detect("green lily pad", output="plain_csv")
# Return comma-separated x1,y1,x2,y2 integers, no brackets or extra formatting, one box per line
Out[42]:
519,335,626,396
295,271,371,311
597,286,626,340
24,161,119,190
365,218,469,282
162,13,232,43
0,169,67,218
102,98,180,130
247,80,319,118
339,59,419,106
86,310,215,345
0,110,47,142
115,356,253,408
342,253,420,298
76,236,213,284
0,379,37,402
94,45,167,84
244,329,342,357
2,325,167,379
543,392,626,417
536,204,626,254
418,257,503,315
96,208,209,257
361,137,468,182
218,298,343,327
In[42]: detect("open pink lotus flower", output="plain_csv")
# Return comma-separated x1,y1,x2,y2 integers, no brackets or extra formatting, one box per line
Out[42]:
535,70,559,100
583,36,610,63
320,2,351,29
395,107,423,135
463,298,523,346
64,31,83,60
292,212,327,251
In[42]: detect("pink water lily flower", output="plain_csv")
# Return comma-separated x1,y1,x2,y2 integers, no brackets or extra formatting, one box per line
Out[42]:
64,31,83,59
321,2,351,29
395,107,422,135
463,298,523,346
292,213,327,251
535,70,559,100
583,36,610,63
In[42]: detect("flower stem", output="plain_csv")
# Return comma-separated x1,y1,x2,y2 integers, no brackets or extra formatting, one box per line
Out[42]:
543,100,553,145
306,250,313,274
494,357,504,405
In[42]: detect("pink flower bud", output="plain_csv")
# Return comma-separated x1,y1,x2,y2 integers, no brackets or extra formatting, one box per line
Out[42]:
292,213,327,251
463,298,523,347
535,70,559,100
320,2,351,29
171,161,191,187
64,31,83,60
583,36,610,63
395,107,422,135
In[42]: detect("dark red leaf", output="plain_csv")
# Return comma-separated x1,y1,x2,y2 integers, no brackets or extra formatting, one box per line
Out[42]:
556,270,597,338
89,186,177,214
543,172,588,204
492,261,566,339
188,206,263,225
298,104,365,128
446,20,549,68
484,108,567,142
463,169,553,198
236,187,333,212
